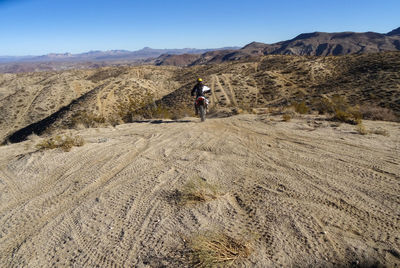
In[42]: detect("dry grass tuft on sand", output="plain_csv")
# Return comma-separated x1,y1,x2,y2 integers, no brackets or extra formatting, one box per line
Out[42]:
175,177,219,205
282,113,292,122
189,232,252,267
355,122,368,135
36,134,84,152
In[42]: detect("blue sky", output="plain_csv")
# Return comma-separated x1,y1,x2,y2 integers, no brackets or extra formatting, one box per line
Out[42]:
0,0,399,55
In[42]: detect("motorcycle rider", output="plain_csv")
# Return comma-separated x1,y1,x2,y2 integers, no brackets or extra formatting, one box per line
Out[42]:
191,78,211,115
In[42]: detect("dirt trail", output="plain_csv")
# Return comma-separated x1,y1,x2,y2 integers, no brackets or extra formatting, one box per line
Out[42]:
0,114,399,267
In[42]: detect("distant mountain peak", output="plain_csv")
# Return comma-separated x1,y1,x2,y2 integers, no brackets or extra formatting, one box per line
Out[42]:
292,32,321,41
387,27,400,36
242,42,266,49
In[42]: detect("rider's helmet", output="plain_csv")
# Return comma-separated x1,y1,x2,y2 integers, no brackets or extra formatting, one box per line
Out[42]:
197,78,203,82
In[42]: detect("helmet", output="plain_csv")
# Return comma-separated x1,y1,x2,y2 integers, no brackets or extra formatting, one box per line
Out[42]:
197,78,203,82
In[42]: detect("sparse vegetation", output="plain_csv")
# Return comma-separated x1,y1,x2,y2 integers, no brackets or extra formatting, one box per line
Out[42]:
71,111,106,128
355,122,368,135
175,177,219,205
354,122,390,136
117,92,192,122
189,232,252,267
292,101,309,114
170,105,195,120
282,113,292,121
369,128,389,136
314,95,362,124
359,104,398,121
36,134,84,152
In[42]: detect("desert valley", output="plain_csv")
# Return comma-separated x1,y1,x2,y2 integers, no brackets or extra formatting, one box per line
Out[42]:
0,28,399,267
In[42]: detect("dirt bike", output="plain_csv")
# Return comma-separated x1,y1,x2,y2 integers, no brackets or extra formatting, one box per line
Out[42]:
195,96,208,122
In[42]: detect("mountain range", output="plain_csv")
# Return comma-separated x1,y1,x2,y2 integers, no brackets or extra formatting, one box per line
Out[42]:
0,47,239,63
154,27,400,66
0,27,399,73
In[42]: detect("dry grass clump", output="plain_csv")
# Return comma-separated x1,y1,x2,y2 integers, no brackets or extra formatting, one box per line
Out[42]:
36,134,84,152
369,128,389,136
189,232,252,267
359,104,398,122
71,111,106,128
292,101,309,114
117,92,158,122
117,92,193,121
170,105,195,120
314,95,362,124
355,122,368,135
282,113,292,121
176,177,219,205
354,123,389,136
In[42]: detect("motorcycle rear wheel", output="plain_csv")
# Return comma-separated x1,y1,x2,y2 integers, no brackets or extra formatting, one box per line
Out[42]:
199,105,206,122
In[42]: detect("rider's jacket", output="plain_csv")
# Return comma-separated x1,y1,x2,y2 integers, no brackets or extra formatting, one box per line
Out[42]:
191,82,211,97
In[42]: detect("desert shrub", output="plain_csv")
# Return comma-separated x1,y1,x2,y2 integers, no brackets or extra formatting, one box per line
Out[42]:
355,122,368,135
117,92,181,121
71,111,106,128
117,92,155,122
369,128,389,136
237,101,252,113
36,134,84,152
170,105,195,120
313,95,362,124
143,103,172,119
311,97,333,114
359,104,398,121
175,177,219,206
333,106,362,124
282,113,292,121
189,232,251,267
292,101,309,114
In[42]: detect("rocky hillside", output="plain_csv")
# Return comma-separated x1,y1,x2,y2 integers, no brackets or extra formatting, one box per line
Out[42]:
0,66,182,143
0,51,399,144
155,27,400,66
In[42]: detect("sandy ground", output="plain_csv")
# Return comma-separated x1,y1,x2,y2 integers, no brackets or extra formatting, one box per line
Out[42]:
0,114,399,267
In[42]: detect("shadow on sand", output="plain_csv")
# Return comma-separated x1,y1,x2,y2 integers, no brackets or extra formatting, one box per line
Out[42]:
132,119,193,124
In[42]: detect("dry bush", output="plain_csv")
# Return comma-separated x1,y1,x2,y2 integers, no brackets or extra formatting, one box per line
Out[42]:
369,128,389,136
71,111,106,128
359,104,398,121
117,92,155,122
117,92,183,121
36,134,84,152
282,113,292,121
189,232,252,267
170,105,195,120
237,101,253,113
313,95,362,124
355,122,368,135
292,101,309,114
334,107,362,125
176,177,219,206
